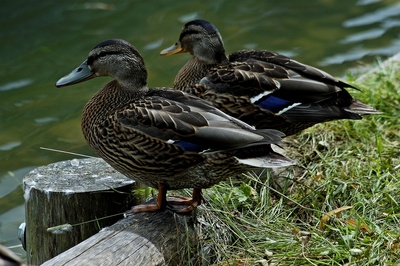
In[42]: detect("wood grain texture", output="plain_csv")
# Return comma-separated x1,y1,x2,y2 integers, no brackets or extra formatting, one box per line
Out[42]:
23,158,136,265
42,210,199,266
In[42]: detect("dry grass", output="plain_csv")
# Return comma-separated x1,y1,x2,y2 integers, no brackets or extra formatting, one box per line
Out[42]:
194,58,400,265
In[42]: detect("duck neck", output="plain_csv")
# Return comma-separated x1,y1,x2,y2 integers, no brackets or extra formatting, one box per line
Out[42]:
81,80,148,143
173,56,227,91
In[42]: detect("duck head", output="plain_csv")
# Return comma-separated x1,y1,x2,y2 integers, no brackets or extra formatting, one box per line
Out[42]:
160,19,227,64
56,39,147,90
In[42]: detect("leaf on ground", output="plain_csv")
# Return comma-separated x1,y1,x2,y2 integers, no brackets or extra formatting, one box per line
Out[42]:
319,206,353,230
388,242,400,250
345,219,372,234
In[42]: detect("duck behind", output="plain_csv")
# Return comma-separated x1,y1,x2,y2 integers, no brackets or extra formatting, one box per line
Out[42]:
55,39,295,214
160,20,380,135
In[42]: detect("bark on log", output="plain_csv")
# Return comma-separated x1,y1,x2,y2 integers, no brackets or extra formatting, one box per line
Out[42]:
23,158,137,265
24,158,227,265
41,209,203,266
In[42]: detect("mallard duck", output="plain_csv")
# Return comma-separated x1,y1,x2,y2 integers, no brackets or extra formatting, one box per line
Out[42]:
55,39,295,214
160,20,380,135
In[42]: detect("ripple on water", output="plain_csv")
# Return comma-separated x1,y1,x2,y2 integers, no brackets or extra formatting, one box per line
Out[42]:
320,39,400,66
0,79,32,91
0,141,22,151
34,117,60,124
344,3,400,27
340,28,385,44
143,39,164,50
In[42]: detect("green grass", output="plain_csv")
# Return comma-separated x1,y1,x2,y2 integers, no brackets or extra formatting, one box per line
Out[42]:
194,58,400,265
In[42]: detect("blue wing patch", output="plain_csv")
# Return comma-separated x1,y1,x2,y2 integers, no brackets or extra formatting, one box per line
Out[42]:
173,140,204,152
256,96,292,113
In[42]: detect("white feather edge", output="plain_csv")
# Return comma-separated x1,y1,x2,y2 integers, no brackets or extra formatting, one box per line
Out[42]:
236,156,295,168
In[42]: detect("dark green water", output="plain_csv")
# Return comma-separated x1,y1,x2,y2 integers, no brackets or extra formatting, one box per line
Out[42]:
1,0,399,257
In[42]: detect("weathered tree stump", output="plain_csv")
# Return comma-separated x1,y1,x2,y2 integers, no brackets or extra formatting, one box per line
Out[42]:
23,158,137,265
23,158,225,265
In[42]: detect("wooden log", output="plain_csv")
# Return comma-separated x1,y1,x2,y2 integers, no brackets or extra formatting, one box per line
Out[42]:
23,158,137,265
24,158,228,265
39,200,230,265
38,197,227,265
41,209,203,266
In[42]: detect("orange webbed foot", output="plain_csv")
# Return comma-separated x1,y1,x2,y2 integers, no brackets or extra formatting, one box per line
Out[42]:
124,187,204,216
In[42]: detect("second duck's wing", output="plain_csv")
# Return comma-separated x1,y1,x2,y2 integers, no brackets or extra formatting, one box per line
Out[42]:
229,50,358,90
199,51,370,123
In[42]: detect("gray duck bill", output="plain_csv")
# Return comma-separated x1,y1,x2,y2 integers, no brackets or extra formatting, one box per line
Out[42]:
56,60,95,88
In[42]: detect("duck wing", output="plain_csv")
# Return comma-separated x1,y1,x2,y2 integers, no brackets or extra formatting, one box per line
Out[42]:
198,50,378,124
115,89,284,152
229,50,357,90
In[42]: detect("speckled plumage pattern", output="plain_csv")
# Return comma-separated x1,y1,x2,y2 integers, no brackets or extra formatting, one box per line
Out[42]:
161,20,380,136
56,39,294,193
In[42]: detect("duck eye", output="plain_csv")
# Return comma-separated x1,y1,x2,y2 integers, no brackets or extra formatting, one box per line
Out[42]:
98,51,108,58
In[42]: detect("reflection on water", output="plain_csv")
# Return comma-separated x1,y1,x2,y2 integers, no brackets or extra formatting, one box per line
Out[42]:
0,141,22,151
319,1,400,66
340,28,386,44
1,0,399,258
0,80,33,92
344,2,400,27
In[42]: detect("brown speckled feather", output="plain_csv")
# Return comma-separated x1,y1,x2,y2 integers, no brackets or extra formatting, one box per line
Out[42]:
56,39,294,192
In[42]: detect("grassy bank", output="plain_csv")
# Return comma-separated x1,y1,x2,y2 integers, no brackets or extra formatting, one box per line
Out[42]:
198,57,400,265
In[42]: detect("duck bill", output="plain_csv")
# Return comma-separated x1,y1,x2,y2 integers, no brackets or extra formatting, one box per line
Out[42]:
160,42,184,56
55,60,96,88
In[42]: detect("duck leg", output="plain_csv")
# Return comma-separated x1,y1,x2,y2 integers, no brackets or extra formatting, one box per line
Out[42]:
125,187,203,216
124,183,167,216
167,188,203,213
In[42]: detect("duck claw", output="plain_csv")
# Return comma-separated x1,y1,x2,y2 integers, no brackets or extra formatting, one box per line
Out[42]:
124,203,163,217
124,187,203,216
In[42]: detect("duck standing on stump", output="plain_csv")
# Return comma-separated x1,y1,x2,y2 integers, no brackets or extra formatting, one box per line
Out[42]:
55,39,295,215
160,20,380,135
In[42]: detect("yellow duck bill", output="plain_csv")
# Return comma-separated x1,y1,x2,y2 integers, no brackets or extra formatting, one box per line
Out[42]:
160,42,183,56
